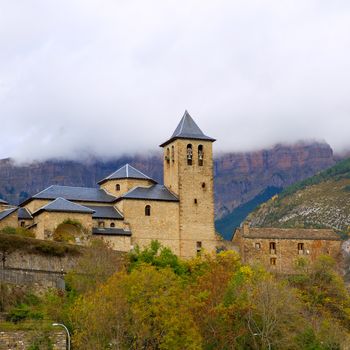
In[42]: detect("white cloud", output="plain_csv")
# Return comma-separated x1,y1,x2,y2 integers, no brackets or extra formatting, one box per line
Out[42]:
0,0,350,161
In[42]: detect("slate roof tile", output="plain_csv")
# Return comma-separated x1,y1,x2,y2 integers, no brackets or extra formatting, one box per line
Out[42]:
120,184,178,202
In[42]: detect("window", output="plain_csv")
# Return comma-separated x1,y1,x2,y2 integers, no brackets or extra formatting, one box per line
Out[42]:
201,182,206,189
196,241,202,255
110,222,115,228
145,205,151,216
269,242,276,254
20,221,25,227
187,144,193,165
194,198,198,204
198,145,204,166
171,145,175,162
166,148,170,163
255,242,261,249
298,243,304,254
116,184,120,191
98,221,105,228
270,257,276,266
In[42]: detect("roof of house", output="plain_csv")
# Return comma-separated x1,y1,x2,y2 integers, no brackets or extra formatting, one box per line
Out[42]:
120,184,179,202
160,110,216,147
0,198,8,205
21,185,117,206
33,197,95,216
236,227,341,241
92,227,132,236
85,205,124,220
18,207,33,220
0,207,18,221
98,163,157,185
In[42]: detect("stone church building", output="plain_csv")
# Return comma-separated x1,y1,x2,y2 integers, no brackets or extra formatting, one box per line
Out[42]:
0,112,219,258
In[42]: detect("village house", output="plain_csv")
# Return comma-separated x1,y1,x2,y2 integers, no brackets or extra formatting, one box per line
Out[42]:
0,111,220,258
232,222,342,273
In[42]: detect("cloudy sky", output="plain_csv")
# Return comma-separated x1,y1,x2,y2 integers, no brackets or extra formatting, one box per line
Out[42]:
1,0,350,161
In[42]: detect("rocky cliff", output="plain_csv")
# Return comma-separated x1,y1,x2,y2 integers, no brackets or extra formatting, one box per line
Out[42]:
0,142,335,232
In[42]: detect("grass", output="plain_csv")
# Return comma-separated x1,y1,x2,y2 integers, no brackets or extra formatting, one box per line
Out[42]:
0,232,81,256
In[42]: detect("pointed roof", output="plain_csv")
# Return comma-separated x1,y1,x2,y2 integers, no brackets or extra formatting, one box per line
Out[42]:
160,110,215,147
0,207,18,221
119,184,179,202
98,163,157,185
32,197,95,216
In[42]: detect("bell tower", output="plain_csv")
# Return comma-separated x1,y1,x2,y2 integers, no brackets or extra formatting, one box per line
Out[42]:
160,111,217,258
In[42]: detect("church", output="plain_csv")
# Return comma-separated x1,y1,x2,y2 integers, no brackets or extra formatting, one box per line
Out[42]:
0,111,219,258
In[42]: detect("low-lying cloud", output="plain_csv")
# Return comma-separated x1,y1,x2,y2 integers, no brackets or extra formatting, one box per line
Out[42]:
1,0,350,161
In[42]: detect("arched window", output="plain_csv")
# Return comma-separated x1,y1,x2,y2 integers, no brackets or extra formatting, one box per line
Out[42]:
171,145,175,162
110,222,115,228
166,148,170,163
145,205,151,216
116,184,120,191
198,145,204,166
187,144,193,165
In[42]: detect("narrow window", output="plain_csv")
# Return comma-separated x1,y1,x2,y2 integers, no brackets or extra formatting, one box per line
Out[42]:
171,145,175,162
166,148,170,163
116,184,120,191
110,222,115,228
145,205,151,216
298,243,304,254
187,144,193,165
255,242,261,249
269,242,276,254
198,145,204,166
270,257,276,266
20,221,25,227
201,182,206,189
196,241,202,255
98,221,105,228
194,198,198,204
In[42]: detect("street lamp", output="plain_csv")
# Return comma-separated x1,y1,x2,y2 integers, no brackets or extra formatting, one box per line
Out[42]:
52,323,71,350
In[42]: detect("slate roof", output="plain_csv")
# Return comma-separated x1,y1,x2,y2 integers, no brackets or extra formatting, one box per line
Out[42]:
160,110,216,147
236,227,341,241
98,164,156,185
0,198,8,205
85,205,124,220
21,185,117,206
18,207,33,220
92,227,132,236
33,197,95,216
0,207,18,221
120,184,179,202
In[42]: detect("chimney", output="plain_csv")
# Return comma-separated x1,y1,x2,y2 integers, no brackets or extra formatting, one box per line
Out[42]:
242,222,250,235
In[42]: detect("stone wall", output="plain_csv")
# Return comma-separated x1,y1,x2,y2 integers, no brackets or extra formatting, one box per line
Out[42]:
101,178,154,197
122,199,180,255
163,139,218,258
239,237,342,274
0,211,18,230
0,330,66,350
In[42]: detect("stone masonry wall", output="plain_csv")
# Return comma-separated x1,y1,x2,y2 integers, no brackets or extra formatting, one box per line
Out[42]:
0,330,66,350
101,178,154,197
0,211,18,230
241,237,342,274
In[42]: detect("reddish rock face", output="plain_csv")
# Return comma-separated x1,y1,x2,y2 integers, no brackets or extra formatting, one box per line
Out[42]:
0,142,335,219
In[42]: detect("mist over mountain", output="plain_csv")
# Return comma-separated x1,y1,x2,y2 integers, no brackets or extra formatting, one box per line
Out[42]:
0,141,336,238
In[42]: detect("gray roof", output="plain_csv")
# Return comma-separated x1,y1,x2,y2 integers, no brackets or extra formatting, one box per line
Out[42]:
92,227,132,236
22,185,117,205
0,198,8,205
18,207,33,220
0,207,18,221
33,197,95,216
120,184,179,202
98,163,156,185
160,110,215,147
86,205,124,220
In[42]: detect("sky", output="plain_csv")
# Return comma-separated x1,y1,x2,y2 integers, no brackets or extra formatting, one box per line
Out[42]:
0,0,350,162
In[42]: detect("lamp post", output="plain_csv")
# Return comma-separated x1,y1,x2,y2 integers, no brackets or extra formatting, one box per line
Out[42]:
52,323,71,350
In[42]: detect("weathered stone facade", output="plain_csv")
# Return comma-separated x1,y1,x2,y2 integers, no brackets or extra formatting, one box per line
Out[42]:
233,224,342,273
0,330,66,350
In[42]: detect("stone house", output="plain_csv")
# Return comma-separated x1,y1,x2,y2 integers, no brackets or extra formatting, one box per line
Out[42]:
0,111,219,258
232,223,342,273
